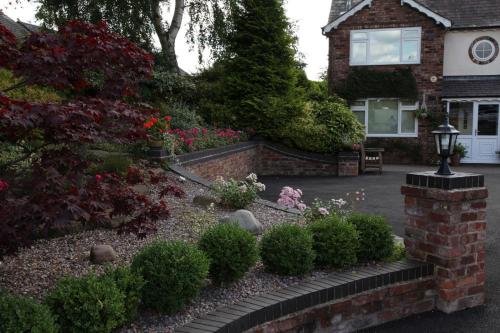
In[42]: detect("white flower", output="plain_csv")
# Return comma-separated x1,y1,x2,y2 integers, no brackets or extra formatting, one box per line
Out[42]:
246,173,258,183
239,185,248,193
255,182,266,192
318,208,330,216
215,176,225,185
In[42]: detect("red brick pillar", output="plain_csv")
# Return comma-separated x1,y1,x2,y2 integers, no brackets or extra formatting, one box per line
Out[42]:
402,172,488,314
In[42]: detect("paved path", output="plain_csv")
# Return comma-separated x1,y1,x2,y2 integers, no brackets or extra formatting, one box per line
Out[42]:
260,165,500,333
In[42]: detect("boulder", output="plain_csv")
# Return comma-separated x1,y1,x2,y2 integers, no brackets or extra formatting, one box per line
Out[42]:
219,210,263,235
193,194,220,208
90,245,117,264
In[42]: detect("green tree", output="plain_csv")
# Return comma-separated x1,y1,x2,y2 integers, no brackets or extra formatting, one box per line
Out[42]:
221,0,303,136
32,0,239,73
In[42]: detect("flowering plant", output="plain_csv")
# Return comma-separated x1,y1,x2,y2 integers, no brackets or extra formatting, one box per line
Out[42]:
277,186,307,212
144,115,172,141
168,127,247,153
213,173,265,209
304,189,366,222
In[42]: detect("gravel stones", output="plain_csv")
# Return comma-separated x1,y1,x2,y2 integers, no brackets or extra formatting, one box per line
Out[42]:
90,245,117,264
219,210,264,235
192,194,220,208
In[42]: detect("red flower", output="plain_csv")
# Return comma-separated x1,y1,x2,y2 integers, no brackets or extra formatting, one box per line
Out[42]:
0,180,9,191
144,121,154,129
185,138,194,146
95,174,103,182
164,115,172,121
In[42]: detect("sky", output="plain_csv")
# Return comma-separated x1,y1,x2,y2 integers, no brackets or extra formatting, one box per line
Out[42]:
1,0,332,80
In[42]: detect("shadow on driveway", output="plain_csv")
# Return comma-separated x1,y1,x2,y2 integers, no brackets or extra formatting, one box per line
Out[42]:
259,164,500,333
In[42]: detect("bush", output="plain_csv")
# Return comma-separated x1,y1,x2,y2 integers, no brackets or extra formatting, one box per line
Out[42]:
0,69,62,103
347,213,394,262
157,101,201,130
199,223,258,285
99,155,132,176
103,266,144,322
308,216,359,268
213,173,265,209
385,242,407,263
260,224,315,276
0,290,58,333
131,240,209,313
45,274,125,333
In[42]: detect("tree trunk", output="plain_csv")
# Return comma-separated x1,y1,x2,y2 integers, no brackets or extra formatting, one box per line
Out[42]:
149,0,185,73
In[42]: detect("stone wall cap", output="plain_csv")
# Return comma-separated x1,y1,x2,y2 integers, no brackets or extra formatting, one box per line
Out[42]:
406,172,484,190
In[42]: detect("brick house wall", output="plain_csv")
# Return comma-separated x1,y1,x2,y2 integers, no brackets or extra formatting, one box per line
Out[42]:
326,0,447,163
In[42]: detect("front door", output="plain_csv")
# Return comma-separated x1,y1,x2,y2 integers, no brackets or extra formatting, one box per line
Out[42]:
450,102,500,163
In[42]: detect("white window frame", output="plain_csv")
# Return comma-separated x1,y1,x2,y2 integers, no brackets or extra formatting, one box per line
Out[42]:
349,27,422,66
351,99,419,138
472,39,496,62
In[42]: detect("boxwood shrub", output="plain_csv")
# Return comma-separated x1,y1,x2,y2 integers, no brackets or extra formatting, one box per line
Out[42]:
45,274,125,333
103,266,144,322
131,240,209,314
199,223,258,285
347,213,394,262
0,290,58,333
308,216,359,268
260,224,316,276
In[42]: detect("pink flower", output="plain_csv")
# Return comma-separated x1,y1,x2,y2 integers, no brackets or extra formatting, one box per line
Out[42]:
318,208,329,216
185,138,194,146
202,128,208,135
0,180,9,191
95,174,103,182
297,203,307,212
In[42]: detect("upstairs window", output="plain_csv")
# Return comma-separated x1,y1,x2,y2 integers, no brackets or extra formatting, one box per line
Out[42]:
350,28,422,65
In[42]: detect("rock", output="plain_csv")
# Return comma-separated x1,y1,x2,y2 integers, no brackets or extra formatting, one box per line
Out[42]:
219,210,264,235
90,245,117,264
193,195,220,208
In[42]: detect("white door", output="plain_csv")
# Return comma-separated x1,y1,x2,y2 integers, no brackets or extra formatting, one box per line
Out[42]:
451,102,500,164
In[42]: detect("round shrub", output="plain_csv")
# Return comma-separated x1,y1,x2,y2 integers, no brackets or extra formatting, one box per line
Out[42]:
0,290,58,333
347,213,394,262
199,223,258,285
103,266,144,322
308,216,359,268
131,240,209,314
45,274,125,333
260,224,316,276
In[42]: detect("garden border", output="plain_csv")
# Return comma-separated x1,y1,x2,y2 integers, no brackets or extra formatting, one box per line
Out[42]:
175,260,435,333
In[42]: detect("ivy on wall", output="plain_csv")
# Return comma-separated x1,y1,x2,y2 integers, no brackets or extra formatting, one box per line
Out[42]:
335,68,418,102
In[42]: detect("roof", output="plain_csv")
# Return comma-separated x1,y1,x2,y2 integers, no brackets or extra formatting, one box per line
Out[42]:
442,76,500,98
326,0,500,31
0,10,41,40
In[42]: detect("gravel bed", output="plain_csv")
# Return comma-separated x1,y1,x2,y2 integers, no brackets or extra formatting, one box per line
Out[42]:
0,170,312,332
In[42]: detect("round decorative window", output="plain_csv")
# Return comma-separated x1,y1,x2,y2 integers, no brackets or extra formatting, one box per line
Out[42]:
469,37,499,65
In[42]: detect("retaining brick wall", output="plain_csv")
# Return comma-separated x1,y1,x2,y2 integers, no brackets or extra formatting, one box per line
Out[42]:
179,142,359,181
249,278,435,333
326,0,447,163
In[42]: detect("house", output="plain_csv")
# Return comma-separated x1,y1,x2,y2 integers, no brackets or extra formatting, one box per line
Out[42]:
324,0,500,164
0,10,41,40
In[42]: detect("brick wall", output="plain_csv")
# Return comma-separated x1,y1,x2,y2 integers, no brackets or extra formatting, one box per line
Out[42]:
250,278,435,333
180,143,359,181
326,0,447,163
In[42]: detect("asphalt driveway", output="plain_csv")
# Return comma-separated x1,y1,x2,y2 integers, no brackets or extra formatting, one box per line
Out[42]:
260,164,500,333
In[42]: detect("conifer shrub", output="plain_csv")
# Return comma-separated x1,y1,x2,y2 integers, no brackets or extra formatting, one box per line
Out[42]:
45,274,125,333
131,240,209,313
347,213,394,262
260,224,315,276
199,223,258,285
308,216,359,268
0,290,58,333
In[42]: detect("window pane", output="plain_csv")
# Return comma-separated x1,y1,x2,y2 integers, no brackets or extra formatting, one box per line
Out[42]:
401,111,416,133
352,32,368,40
369,30,401,64
402,40,419,62
478,104,499,136
368,100,399,134
351,42,367,64
353,111,366,125
351,100,366,107
403,29,420,39
449,102,473,135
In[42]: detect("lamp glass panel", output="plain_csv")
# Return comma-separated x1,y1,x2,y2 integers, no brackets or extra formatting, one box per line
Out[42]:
441,134,451,154
434,134,441,154
450,134,458,155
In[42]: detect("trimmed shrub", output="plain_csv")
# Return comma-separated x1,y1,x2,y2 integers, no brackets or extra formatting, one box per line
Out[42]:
45,274,125,333
260,224,315,276
347,213,394,262
308,216,359,268
103,266,144,322
385,242,407,263
131,240,209,314
199,223,258,285
0,290,58,333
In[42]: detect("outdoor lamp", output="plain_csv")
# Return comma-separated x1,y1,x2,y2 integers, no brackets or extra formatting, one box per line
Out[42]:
433,113,460,176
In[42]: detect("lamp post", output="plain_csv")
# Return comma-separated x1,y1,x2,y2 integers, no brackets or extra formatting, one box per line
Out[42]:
433,113,460,175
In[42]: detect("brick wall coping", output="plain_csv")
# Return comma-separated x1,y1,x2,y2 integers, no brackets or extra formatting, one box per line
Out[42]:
175,260,434,333
174,141,351,167
406,172,485,190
